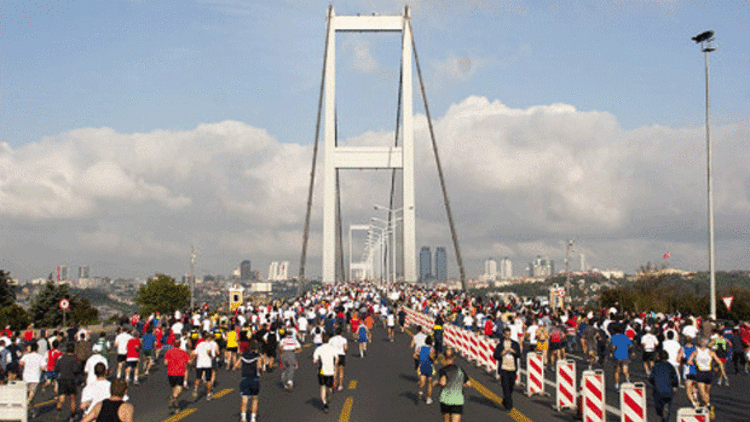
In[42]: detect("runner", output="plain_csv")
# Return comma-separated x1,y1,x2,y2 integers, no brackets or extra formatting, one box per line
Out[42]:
357,321,371,358
80,363,111,416
44,339,63,394
435,347,471,422
141,326,157,376
611,326,632,389
415,335,436,404
640,326,660,376
648,350,680,422
19,341,45,417
83,344,109,387
80,379,134,422
535,322,549,366
225,324,239,371
328,327,348,391
386,309,396,342
164,337,191,415
411,326,428,373
239,341,263,422
678,336,698,406
55,342,81,422
312,333,337,413
192,331,218,401
113,327,133,380
124,330,142,385
687,337,725,419
278,328,301,391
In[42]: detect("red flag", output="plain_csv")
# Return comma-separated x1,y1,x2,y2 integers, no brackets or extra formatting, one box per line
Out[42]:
663,252,671,259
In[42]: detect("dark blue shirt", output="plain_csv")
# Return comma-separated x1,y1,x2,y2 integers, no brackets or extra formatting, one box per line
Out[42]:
141,333,156,351
648,361,678,396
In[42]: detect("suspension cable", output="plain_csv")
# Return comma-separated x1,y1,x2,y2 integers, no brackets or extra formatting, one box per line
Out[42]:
299,6,333,282
409,19,468,291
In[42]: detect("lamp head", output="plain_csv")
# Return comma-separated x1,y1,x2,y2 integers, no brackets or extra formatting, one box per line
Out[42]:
692,30,714,44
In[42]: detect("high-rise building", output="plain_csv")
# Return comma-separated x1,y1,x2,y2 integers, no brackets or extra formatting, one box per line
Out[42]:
499,257,513,279
57,265,68,281
529,256,554,278
483,258,497,281
435,247,447,282
78,266,90,279
268,262,279,282
580,254,586,272
419,247,431,283
240,260,252,280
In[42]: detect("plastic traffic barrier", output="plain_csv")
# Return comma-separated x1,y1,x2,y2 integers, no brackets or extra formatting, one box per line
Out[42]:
525,351,545,396
581,369,606,422
555,359,577,411
676,407,710,422
619,382,646,422
0,380,28,422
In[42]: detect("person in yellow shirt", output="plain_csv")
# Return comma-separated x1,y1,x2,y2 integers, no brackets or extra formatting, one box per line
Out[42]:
225,325,239,371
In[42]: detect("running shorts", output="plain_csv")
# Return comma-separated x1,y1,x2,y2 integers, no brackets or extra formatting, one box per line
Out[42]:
240,377,260,397
168,375,184,388
440,403,463,415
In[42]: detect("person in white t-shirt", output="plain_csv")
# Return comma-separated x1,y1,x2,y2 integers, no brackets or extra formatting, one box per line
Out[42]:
312,334,338,414
411,326,428,374
328,327,348,391
19,342,46,411
84,346,109,386
297,317,308,343
113,327,133,380
662,330,683,386
640,326,660,376
192,332,219,401
80,363,113,415
386,312,396,342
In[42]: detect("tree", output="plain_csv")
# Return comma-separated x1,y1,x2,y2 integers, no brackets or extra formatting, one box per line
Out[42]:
0,269,16,308
0,303,30,331
135,274,189,316
29,282,99,327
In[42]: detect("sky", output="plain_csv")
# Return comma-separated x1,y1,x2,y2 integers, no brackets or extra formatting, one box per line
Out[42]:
0,0,748,281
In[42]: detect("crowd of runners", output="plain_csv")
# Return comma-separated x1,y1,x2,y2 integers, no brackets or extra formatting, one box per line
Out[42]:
1,281,749,422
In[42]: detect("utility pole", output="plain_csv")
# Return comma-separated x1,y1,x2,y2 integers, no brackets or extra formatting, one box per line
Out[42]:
190,246,196,311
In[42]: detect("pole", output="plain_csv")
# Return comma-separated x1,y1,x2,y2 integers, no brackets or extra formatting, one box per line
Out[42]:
704,47,716,320
190,246,196,311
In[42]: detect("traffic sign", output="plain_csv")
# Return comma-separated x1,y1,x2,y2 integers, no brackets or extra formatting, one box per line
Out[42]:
722,296,734,311
59,298,70,311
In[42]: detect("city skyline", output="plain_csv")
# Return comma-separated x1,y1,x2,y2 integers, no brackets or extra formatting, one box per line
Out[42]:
1,1,748,280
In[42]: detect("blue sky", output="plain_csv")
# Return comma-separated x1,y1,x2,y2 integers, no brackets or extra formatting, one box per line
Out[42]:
0,1,748,280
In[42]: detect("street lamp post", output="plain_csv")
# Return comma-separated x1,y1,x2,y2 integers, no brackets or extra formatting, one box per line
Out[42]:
692,30,717,319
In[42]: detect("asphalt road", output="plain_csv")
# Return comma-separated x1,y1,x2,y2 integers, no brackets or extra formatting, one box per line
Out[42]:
23,325,750,422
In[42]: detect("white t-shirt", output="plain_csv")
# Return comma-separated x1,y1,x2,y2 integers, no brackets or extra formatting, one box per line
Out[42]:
387,314,395,327
463,315,474,328
114,332,133,355
413,332,428,352
20,352,45,383
640,334,659,353
527,324,539,344
172,322,184,336
298,317,308,332
84,354,109,386
194,340,218,368
663,339,682,366
313,343,337,376
329,335,347,356
682,325,698,339
312,326,324,344
81,380,111,414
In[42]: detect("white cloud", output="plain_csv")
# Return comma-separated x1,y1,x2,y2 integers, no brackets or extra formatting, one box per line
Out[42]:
1,97,748,280
351,40,378,73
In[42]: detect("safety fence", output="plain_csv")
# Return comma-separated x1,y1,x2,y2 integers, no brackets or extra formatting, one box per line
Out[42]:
403,307,705,421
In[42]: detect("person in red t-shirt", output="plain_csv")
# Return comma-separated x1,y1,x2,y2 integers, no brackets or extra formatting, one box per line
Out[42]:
125,330,142,385
164,337,191,414
44,340,63,393
154,325,164,359
350,313,360,338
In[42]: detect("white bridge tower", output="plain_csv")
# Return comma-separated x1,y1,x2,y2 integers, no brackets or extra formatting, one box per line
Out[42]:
322,6,417,284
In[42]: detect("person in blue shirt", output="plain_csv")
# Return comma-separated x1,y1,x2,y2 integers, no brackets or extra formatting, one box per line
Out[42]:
414,335,436,404
141,326,157,375
610,327,632,389
648,350,679,422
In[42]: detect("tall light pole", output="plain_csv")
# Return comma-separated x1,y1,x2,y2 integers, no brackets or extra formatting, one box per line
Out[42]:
189,245,196,311
692,30,717,319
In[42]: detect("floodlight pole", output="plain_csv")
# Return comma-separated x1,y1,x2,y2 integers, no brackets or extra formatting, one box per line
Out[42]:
694,32,716,319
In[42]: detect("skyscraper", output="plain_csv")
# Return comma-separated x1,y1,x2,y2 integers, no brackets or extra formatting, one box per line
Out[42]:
483,258,497,281
419,247,431,283
499,257,513,279
435,247,447,282
240,260,252,280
